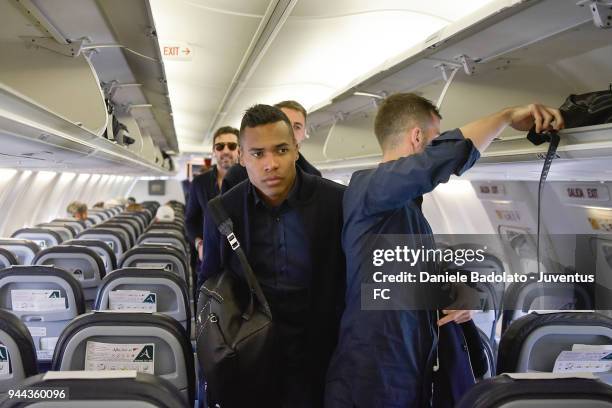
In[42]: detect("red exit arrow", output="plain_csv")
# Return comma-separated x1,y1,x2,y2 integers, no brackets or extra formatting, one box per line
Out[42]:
182,48,191,55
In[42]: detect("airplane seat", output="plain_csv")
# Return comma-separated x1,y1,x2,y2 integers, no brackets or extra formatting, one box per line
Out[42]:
89,210,112,221
456,374,612,408
2,371,189,408
50,219,87,234
32,245,106,307
84,217,97,227
146,223,184,234
168,209,184,221
108,214,143,232
98,222,136,247
77,229,128,258
36,224,76,241
88,211,108,223
120,245,189,283
51,312,195,404
446,245,505,345
477,326,497,379
0,239,40,265
137,232,188,256
145,225,186,242
497,312,612,374
10,228,63,250
134,212,153,230
64,239,117,273
141,205,159,219
136,204,156,214
0,266,85,367
107,207,122,216
149,218,184,229
142,201,161,211
94,268,191,337
141,207,154,219
0,248,18,269
501,272,594,333
0,309,38,397
113,215,145,235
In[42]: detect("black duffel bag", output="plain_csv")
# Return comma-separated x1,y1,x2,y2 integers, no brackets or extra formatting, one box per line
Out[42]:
196,197,275,407
560,87,612,128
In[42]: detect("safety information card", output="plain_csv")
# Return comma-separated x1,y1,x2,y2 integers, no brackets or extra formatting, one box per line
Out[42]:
85,341,155,374
11,289,65,312
553,350,612,373
109,290,157,312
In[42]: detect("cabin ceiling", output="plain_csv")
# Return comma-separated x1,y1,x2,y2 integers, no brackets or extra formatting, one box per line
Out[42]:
1,0,609,176
149,0,501,153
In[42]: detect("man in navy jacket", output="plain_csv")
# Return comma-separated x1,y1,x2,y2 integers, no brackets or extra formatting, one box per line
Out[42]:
201,104,346,406
185,126,240,261
325,93,564,407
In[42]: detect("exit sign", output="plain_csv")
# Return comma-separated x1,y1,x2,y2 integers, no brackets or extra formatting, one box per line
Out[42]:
562,184,610,202
160,42,193,61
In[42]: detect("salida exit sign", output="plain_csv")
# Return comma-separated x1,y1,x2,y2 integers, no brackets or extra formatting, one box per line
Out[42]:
160,42,193,61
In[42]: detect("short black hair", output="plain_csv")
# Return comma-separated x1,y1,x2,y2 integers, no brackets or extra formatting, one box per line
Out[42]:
239,104,294,142
213,126,239,144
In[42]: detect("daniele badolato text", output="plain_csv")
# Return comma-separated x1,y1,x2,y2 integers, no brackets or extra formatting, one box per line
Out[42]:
362,245,595,310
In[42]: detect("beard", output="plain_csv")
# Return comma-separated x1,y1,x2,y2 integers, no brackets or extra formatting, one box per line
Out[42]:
217,154,236,170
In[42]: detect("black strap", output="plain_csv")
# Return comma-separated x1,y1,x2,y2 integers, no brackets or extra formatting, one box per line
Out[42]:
527,128,560,277
207,196,272,320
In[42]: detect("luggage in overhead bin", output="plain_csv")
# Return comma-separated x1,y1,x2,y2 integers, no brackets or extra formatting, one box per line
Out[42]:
560,89,612,128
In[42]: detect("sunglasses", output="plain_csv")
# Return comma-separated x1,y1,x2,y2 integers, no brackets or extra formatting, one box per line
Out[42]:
214,142,238,151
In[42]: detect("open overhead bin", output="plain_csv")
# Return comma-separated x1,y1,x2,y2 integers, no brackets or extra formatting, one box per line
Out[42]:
307,0,612,181
0,0,177,175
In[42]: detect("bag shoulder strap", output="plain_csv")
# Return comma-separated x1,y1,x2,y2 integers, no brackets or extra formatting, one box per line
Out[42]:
207,196,272,319
526,128,560,279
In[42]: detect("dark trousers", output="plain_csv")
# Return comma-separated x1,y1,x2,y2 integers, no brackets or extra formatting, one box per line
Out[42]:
265,287,313,408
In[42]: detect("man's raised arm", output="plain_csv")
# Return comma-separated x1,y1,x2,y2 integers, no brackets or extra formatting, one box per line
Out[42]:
460,103,564,152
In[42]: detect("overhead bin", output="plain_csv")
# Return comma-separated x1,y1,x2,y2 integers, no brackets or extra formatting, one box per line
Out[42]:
308,0,612,179
0,0,177,175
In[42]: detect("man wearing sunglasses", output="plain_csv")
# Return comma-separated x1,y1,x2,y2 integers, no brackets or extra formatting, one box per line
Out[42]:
221,100,321,192
185,126,240,262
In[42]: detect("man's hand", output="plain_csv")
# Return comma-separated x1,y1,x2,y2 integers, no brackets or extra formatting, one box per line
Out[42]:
196,238,203,261
461,102,565,152
507,103,564,133
438,309,475,326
